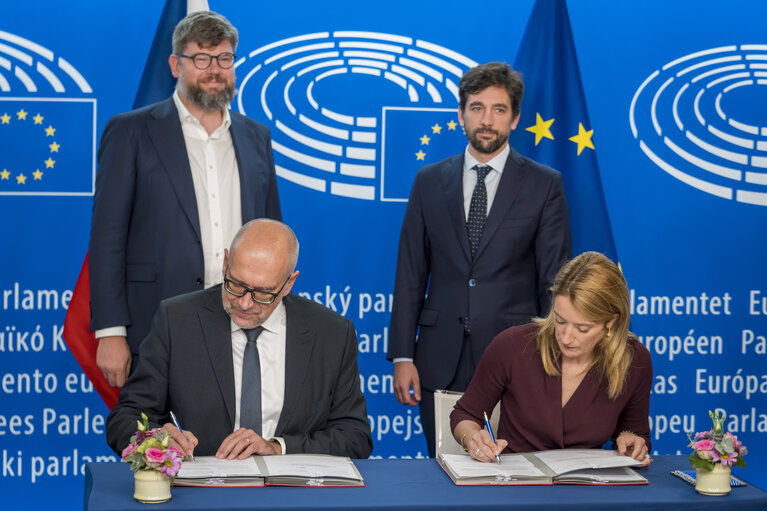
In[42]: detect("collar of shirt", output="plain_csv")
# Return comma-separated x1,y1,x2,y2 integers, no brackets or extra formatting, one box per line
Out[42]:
229,299,286,338
172,89,232,139
462,143,511,175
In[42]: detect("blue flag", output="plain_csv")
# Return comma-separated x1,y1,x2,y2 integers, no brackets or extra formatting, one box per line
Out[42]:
510,0,617,261
133,0,190,108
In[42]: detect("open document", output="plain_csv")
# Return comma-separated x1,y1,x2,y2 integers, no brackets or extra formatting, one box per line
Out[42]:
175,454,364,487
437,448,648,486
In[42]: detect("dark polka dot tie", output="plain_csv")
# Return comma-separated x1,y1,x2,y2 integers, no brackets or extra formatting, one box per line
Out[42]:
467,164,491,259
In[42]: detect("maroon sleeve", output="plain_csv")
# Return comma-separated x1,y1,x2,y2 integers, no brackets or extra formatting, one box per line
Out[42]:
611,340,653,450
450,328,520,432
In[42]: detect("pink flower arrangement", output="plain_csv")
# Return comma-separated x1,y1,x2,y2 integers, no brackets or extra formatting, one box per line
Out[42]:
121,412,185,481
688,410,747,471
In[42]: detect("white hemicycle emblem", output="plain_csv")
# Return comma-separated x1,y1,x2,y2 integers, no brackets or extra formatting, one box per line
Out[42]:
630,45,767,206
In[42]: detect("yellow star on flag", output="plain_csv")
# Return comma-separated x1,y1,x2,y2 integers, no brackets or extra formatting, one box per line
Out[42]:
420,134,430,145
526,113,555,146
415,150,426,160
16,173,27,184
33,169,43,180
431,123,442,134
1,113,10,124
569,122,595,155
49,141,60,152
33,114,44,124
447,120,458,130
0,169,9,180
16,109,27,120
45,125,56,136
45,157,55,168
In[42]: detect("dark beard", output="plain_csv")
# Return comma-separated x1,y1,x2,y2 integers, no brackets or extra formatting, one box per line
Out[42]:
467,128,508,155
178,77,236,111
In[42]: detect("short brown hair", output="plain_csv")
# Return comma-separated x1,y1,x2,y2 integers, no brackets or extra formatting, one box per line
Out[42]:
459,62,524,119
172,11,238,54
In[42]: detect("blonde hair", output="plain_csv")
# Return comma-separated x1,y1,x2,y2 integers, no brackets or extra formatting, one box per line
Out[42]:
533,252,636,399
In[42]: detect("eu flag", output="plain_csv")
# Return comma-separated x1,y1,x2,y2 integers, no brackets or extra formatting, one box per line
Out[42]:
0,98,95,195
381,107,465,201
510,0,617,261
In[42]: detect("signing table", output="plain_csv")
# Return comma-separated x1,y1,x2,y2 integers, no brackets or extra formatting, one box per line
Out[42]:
84,456,767,511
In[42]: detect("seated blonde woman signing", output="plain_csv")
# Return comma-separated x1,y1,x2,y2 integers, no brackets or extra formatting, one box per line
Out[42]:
451,252,652,465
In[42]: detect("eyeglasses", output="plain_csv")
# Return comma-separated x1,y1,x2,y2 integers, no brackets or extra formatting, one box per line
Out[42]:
224,273,291,305
178,52,236,70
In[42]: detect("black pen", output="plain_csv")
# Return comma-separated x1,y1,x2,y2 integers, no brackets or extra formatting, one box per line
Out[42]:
169,410,195,461
484,411,501,464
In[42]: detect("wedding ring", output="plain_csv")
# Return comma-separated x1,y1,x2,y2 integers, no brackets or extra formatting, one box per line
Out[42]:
246,437,251,444
474,448,481,456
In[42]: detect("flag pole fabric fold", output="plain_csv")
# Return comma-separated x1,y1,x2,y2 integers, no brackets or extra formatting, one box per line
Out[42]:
63,0,207,409
510,0,618,261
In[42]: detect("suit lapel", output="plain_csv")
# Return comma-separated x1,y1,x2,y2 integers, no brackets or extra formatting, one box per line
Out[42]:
474,148,528,260
198,287,236,427
147,98,201,241
230,114,258,222
441,155,472,262
275,295,314,434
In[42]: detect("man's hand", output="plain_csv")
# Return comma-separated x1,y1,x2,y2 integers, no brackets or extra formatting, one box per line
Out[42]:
96,336,131,387
162,423,199,459
216,428,282,460
616,431,652,467
393,361,421,406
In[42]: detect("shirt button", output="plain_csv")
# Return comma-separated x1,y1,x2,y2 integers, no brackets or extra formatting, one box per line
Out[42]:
468,279,477,287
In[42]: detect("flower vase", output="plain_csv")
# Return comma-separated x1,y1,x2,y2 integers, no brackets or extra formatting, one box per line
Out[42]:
134,469,172,503
695,464,732,496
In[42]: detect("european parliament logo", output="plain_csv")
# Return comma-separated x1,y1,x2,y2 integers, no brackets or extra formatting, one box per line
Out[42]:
630,44,767,207
234,31,476,201
0,30,95,196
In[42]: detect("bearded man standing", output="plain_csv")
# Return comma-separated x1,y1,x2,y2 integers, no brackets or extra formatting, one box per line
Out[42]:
388,62,571,456
89,11,281,388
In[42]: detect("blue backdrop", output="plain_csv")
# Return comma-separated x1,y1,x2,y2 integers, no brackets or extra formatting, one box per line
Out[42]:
1,1,766,509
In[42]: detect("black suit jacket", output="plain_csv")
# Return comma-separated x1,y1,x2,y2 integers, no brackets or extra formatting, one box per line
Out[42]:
388,148,571,390
106,287,373,458
88,97,281,353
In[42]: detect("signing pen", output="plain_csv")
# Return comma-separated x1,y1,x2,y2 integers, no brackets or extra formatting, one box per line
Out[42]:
484,411,501,464
169,410,195,462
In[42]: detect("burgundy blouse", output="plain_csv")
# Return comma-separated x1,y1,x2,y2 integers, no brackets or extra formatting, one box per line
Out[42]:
450,324,653,452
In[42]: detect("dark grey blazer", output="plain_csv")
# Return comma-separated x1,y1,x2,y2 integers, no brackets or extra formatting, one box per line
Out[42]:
88,97,281,353
388,147,571,390
106,287,373,458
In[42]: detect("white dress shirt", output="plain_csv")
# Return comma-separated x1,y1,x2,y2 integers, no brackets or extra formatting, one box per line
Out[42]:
230,301,287,453
95,92,242,339
173,90,242,289
462,143,510,220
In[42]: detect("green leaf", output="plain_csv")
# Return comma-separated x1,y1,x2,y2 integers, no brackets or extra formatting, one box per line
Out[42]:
689,453,714,471
733,456,747,469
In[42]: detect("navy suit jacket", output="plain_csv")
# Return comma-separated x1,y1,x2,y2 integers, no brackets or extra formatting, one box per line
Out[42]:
388,147,571,390
88,97,281,353
106,288,373,458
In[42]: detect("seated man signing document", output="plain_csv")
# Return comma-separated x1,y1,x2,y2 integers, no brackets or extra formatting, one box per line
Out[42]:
106,219,373,459
451,252,652,464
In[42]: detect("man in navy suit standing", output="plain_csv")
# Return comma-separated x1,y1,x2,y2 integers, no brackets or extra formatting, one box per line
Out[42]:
388,62,571,456
89,11,281,388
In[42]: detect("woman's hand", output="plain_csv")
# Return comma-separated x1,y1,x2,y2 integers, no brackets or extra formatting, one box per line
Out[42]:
454,420,507,463
616,431,652,467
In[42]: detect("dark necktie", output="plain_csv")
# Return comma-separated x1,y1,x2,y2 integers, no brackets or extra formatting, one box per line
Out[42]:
467,164,491,258
240,326,264,435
